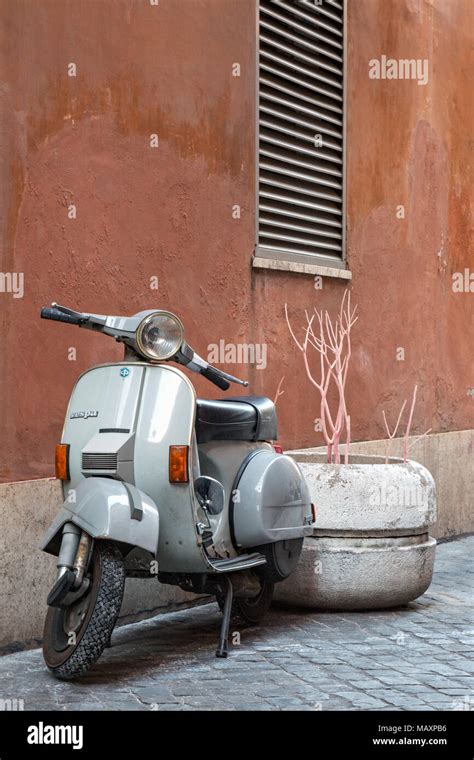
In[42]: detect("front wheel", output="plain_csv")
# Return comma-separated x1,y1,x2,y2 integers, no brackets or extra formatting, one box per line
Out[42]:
42,541,125,680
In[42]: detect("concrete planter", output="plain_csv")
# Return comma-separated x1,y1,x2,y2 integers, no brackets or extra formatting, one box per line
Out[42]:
274,452,437,610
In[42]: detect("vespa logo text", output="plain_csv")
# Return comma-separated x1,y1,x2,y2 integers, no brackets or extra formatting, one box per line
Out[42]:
70,410,99,420
27,722,83,750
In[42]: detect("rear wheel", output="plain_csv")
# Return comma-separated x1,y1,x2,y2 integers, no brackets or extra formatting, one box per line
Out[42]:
42,541,125,680
255,538,304,583
217,576,274,626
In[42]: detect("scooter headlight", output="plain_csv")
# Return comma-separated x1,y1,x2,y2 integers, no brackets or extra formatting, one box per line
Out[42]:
136,311,184,361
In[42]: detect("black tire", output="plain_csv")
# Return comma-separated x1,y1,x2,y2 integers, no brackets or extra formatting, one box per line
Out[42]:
255,538,304,583
42,541,125,680
217,578,274,626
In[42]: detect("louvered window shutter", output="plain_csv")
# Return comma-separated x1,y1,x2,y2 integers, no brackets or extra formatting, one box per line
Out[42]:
257,0,346,269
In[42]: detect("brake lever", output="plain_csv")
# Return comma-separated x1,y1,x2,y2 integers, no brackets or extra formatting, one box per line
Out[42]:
51,302,83,317
174,344,248,387
214,368,248,387
51,303,107,327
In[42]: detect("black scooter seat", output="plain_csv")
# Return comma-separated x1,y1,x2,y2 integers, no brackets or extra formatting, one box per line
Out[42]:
195,395,278,444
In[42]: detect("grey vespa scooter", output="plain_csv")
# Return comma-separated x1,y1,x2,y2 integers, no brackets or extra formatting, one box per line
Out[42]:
39,303,314,679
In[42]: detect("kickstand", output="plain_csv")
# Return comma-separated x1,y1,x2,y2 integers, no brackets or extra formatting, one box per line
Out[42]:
216,575,233,659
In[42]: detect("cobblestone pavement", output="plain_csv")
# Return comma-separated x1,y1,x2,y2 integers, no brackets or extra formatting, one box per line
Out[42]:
0,537,472,711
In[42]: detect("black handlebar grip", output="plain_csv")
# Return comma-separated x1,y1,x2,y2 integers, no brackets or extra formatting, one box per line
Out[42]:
40,307,82,326
201,366,230,391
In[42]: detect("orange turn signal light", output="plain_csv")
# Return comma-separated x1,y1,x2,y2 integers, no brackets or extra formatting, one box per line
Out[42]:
169,445,189,483
55,443,70,481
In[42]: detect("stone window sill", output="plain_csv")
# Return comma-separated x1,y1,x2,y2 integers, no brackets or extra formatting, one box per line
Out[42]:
253,256,352,280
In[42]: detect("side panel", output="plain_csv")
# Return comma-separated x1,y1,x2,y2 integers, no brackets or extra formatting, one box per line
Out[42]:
62,363,210,573
197,440,273,558
133,366,209,573
62,363,145,487
233,451,313,548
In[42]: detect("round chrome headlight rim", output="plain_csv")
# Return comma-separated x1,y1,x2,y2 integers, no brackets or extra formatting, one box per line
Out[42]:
136,311,184,361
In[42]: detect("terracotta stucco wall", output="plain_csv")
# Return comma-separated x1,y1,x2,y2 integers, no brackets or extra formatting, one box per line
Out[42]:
0,0,472,483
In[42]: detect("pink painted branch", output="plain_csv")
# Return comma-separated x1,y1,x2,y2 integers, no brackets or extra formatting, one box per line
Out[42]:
305,312,340,436
344,414,351,465
286,304,336,448
382,385,430,464
404,385,418,462
326,442,333,464
323,295,354,462
284,303,304,351
382,401,407,440
341,308,357,389
285,290,357,465
325,330,347,463
324,290,355,440
407,428,432,453
301,322,334,455
273,376,285,406
382,400,407,464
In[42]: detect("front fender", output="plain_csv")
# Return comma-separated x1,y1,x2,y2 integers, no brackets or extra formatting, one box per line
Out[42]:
40,477,159,557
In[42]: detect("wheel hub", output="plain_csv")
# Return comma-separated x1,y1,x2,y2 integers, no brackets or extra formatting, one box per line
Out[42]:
63,591,91,635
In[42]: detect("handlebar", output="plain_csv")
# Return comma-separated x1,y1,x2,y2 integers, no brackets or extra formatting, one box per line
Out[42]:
40,307,86,326
40,302,249,390
200,365,231,391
